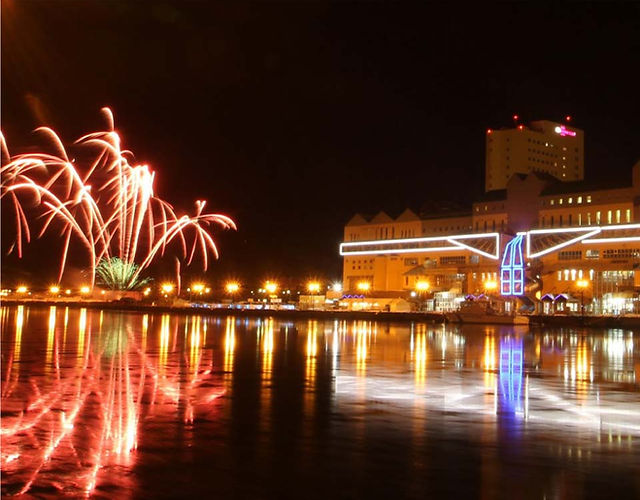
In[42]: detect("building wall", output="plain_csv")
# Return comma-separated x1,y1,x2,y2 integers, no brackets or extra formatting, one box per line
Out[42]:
342,165,640,306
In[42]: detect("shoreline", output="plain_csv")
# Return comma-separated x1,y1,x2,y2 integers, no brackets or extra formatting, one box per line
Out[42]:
2,299,639,328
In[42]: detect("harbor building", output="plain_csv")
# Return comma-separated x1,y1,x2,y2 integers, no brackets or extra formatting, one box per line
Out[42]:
340,121,638,314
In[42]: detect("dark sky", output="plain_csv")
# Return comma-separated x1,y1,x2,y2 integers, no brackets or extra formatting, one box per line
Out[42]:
2,1,639,287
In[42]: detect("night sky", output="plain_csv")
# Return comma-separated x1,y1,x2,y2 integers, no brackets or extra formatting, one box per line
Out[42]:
2,1,639,288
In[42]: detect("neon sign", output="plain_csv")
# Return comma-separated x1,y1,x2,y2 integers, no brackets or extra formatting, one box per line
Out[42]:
554,125,576,137
500,234,524,296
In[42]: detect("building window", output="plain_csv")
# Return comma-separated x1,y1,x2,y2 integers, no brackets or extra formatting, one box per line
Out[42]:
616,209,621,224
550,199,555,206
404,258,418,266
586,250,599,259
578,213,582,226
440,256,466,265
558,198,563,205
586,195,592,203
559,250,582,261
587,213,592,225
577,196,582,204
607,210,612,224
627,209,632,222
603,248,640,259
568,197,573,204
596,211,601,224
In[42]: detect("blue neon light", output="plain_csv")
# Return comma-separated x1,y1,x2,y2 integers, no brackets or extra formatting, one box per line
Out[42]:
499,337,523,413
500,235,524,296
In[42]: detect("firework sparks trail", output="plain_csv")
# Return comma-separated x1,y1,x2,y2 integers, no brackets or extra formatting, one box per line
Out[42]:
1,109,236,288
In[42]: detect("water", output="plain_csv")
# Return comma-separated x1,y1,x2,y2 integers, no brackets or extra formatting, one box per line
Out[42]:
1,305,638,499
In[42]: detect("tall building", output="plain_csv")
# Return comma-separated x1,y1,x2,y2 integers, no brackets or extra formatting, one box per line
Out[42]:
485,119,584,192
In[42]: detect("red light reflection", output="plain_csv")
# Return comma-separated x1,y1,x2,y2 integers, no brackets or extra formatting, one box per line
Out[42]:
1,309,224,496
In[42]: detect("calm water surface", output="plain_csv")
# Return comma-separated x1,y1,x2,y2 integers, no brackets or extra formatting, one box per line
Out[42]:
1,305,639,499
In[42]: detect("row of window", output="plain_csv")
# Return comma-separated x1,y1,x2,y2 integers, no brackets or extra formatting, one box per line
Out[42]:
475,204,504,212
557,269,592,281
540,209,631,227
549,195,591,206
440,256,466,265
475,220,505,232
472,272,498,282
602,249,640,259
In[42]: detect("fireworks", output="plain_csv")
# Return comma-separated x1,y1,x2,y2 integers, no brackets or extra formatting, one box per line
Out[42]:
1,108,235,288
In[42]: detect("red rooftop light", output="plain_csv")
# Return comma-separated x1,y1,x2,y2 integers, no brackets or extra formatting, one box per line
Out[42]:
566,115,572,122
513,114,519,121
518,125,524,130
487,129,492,134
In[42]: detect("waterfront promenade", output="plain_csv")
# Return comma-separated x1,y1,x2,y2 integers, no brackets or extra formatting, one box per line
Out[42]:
3,298,639,328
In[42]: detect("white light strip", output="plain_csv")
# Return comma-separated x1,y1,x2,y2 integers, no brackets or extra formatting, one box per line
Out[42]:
447,238,499,260
582,236,640,244
339,246,464,256
528,226,602,235
599,223,640,231
527,229,601,258
447,232,500,240
340,232,500,248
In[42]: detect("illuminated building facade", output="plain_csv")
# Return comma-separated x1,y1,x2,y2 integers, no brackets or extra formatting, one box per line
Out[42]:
341,162,640,314
486,119,584,191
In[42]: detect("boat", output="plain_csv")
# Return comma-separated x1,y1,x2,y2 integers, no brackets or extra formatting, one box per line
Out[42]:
445,299,529,325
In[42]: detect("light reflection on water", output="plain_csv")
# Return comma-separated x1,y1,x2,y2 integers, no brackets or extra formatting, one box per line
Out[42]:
1,306,639,498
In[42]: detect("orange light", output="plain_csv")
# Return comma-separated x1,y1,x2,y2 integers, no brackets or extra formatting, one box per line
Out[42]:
265,281,278,294
518,125,524,130
226,282,240,294
357,281,370,292
17,286,28,294
80,286,91,294
415,281,430,292
566,115,572,121
484,280,498,291
487,129,492,134
307,281,321,294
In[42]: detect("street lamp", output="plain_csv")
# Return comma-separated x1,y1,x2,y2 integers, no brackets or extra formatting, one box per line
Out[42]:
307,281,321,310
226,282,240,304
161,283,174,298
576,279,589,317
264,281,278,307
307,281,320,294
484,280,498,294
190,282,205,302
415,280,429,311
49,285,60,295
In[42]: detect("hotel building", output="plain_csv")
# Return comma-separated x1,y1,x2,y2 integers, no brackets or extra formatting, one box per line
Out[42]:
340,121,639,314
486,119,584,191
